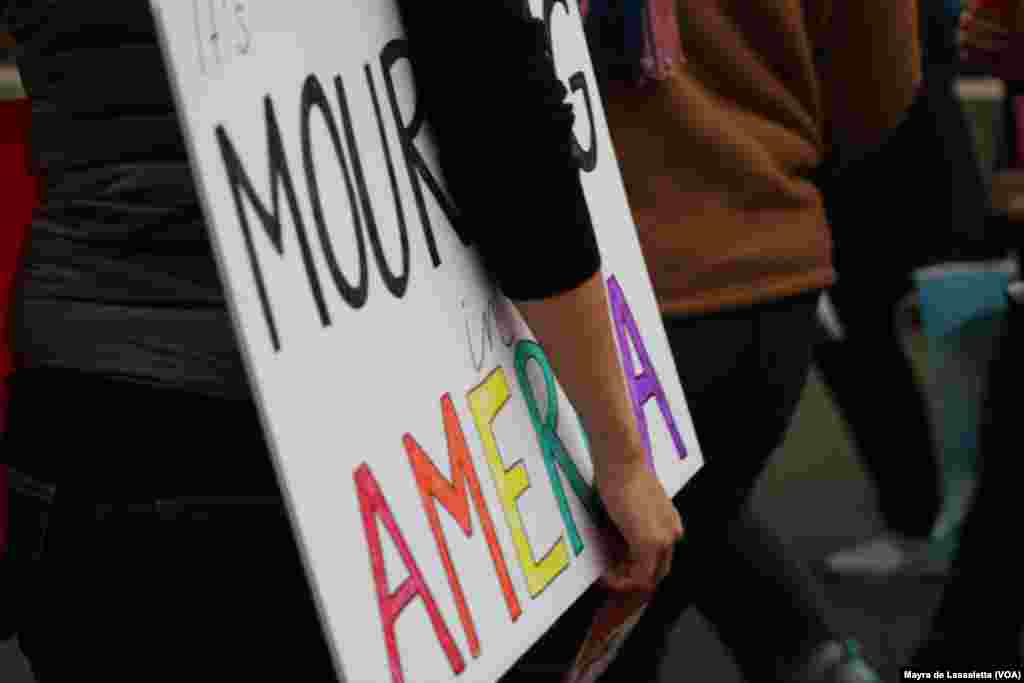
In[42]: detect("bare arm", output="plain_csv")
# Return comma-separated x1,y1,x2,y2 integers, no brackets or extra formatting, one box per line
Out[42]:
515,274,640,473
515,272,684,593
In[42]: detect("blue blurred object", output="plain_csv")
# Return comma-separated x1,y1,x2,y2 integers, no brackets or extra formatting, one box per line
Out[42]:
913,260,1017,556
945,0,964,21
915,262,1015,340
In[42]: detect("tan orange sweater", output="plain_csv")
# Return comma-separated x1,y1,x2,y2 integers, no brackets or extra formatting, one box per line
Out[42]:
603,1,921,315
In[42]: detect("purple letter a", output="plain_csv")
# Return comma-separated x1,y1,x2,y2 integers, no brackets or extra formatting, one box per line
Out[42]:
606,275,687,467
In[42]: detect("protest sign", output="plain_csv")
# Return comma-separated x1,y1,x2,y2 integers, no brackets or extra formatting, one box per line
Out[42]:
150,1,703,680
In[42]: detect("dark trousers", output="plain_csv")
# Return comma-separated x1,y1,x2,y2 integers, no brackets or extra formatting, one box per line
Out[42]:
506,292,835,682
916,285,1023,666
918,84,1024,666
1,369,337,682
813,274,941,538
811,76,975,541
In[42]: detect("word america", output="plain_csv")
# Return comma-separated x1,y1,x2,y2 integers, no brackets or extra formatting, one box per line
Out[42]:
356,275,687,683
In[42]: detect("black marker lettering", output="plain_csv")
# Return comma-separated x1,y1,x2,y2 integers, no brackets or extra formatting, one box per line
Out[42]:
364,64,411,298
213,18,598,353
217,96,330,352
567,72,597,172
543,0,598,172
380,39,469,262
301,74,370,309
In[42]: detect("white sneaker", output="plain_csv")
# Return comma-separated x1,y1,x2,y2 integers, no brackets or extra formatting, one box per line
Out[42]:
823,534,951,577
796,640,882,683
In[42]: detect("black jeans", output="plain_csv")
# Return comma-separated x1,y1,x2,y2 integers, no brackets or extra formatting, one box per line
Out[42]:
1,369,337,682
505,292,835,682
915,283,1023,666
813,273,942,538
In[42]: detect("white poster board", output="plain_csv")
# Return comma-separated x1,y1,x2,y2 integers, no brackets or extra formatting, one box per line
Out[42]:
149,2,703,681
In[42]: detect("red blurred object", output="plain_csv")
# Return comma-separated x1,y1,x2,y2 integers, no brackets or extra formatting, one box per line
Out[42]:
0,96,38,555
962,0,1024,81
1,97,36,377
974,0,1015,18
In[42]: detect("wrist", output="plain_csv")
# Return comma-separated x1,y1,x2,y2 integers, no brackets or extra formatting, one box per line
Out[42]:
588,420,648,479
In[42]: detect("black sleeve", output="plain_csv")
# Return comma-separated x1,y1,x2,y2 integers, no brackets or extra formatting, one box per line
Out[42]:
1,0,41,47
1,2,13,55
395,1,601,301
919,0,958,77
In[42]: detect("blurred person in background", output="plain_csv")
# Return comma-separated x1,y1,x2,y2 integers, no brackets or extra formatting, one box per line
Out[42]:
541,1,921,681
911,276,1024,668
910,0,1024,668
813,0,990,578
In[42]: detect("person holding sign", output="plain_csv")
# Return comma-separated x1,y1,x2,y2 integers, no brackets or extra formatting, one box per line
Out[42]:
0,1,682,681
